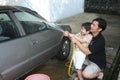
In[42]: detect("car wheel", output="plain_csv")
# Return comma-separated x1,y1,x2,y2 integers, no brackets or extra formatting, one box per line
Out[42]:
57,37,71,60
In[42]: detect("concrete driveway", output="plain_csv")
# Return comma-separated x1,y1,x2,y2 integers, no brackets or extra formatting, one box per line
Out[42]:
19,12,120,80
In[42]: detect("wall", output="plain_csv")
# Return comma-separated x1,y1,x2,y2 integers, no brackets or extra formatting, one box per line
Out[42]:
0,0,84,22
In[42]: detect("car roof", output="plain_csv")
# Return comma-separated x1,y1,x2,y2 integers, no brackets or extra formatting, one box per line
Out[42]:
0,6,29,11
0,5,46,20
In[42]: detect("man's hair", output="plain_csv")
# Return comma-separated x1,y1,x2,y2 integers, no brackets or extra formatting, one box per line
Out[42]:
81,22,91,31
92,18,107,31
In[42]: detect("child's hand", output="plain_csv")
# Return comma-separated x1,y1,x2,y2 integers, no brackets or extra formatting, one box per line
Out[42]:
69,34,74,38
63,31,69,37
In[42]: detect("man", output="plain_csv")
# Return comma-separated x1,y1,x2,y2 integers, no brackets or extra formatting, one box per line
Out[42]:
71,18,107,80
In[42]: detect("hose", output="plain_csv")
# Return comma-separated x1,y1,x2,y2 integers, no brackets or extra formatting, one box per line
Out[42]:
65,43,76,77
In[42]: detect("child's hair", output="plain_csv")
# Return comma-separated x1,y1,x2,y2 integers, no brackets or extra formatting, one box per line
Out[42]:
81,22,91,31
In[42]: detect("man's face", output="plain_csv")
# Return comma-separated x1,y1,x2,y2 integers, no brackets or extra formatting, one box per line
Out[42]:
90,21,101,33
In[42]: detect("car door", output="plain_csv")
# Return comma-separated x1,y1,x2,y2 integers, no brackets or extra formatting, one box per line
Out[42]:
14,11,62,69
0,12,33,80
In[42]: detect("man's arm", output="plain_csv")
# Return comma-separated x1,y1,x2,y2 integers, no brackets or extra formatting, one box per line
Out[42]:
71,37,91,55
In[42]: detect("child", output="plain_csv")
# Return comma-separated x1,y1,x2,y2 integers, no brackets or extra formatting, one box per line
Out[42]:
64,22,92,80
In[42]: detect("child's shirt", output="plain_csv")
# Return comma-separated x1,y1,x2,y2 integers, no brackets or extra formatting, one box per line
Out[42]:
75,33,92,51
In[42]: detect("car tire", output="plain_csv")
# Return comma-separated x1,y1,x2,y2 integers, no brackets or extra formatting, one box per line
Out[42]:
57,37,71,60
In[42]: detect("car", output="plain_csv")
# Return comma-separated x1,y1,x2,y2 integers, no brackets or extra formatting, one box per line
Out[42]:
0,6,71,80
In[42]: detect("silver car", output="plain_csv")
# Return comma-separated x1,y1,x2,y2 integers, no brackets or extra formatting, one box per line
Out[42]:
0,6,71,80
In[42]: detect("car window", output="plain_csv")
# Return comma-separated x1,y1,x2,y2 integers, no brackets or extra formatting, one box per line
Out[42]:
0,13,19,42
14,12,47,35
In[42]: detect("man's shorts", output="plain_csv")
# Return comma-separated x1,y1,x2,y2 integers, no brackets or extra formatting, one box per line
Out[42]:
84,60,102,74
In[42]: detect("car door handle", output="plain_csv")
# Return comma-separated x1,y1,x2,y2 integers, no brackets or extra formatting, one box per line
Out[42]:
32,40,39,45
